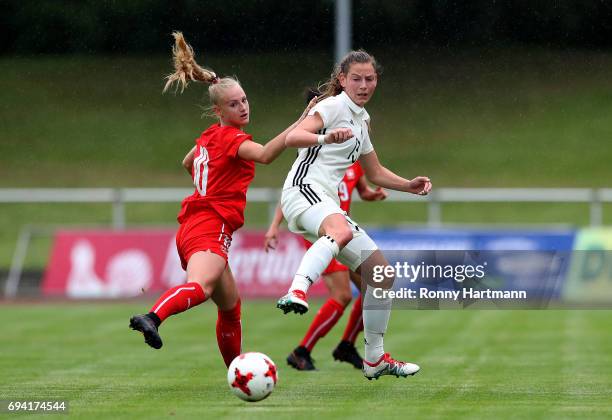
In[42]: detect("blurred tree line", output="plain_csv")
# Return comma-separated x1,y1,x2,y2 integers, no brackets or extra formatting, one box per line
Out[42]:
3,0,612,54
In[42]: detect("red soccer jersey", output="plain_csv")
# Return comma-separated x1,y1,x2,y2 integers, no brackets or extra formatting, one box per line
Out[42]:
338,161,364,213
177,123,255,231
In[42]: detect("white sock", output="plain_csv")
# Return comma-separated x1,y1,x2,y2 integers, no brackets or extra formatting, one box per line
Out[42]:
363,284,392,363
289,235,339,294
364,330,385,363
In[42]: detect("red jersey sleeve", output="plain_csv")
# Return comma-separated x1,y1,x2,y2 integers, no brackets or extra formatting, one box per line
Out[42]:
222,127,253,159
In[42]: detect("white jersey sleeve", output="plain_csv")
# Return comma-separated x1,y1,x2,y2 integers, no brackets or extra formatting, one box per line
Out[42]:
308,98,342,128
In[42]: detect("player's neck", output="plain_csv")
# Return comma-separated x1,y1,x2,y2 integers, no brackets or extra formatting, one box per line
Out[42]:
219,120,245,130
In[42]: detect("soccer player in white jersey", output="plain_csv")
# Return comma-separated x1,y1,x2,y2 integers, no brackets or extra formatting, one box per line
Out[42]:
276,50,432,380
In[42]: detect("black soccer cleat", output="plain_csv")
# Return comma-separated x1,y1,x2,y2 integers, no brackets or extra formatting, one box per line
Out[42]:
287,346,316,371
277,301,308,315
129,314,163,349
332,340,363,369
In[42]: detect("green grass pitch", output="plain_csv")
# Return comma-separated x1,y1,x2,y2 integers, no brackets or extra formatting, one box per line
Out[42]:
1,301,611,419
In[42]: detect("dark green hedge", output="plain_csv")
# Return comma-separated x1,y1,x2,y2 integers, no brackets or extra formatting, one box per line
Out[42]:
4,0,612,54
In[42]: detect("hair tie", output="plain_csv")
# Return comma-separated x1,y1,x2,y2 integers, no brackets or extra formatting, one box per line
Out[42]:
211,74,220,84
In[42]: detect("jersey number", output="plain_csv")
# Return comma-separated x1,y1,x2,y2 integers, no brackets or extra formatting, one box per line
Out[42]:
194,146,210,196
347,139,361,163
338,181,349,202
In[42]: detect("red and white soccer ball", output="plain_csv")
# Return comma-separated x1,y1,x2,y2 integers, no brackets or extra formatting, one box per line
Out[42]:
227,352,278,402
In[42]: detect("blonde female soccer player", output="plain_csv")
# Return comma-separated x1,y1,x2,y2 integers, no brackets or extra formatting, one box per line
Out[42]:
276,50,431,379
129,32,316,367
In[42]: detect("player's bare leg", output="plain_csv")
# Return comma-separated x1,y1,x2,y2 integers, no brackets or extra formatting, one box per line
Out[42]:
358,250,420,379
211,265,240,310
185,251,228,297
277,213,352,314
129,250,226,349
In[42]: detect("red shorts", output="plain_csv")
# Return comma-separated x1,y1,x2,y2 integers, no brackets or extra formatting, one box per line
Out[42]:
302,238,348,275
176,209,233,269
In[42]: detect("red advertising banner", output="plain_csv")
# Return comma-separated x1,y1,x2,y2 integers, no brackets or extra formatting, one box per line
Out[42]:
42,229,329,298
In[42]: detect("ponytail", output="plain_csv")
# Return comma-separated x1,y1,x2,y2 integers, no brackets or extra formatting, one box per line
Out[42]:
163,31,219,93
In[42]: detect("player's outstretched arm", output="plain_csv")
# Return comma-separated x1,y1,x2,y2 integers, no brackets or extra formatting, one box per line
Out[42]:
182,145,197,175
360,150,432,195
237,97,320,164
286,113,353,148
356,175,388,201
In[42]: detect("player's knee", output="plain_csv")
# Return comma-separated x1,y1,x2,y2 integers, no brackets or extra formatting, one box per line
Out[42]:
333,289,352,307
186,277,215,297
329,228,353,248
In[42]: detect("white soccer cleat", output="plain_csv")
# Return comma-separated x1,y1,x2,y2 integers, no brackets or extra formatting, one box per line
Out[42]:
276,290,309,315
363,353,420,380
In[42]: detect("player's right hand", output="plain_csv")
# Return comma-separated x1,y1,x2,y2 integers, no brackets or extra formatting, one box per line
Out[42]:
324,128,353,144
264,227,279,252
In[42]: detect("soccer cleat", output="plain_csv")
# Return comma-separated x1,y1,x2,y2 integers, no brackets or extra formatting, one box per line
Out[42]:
276,290,309,315
332,340,363,369
362,353,420,380
129,314,163,349
287,346,316,371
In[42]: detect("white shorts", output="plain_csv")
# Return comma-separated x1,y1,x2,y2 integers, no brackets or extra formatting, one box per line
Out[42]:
281,184,378,271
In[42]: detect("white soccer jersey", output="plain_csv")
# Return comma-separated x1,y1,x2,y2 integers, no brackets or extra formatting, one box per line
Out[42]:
282,91,374,201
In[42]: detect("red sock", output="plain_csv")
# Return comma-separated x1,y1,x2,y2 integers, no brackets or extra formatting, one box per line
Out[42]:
300,298,344,352
217,299,242,367
150,282,207,323
341,294,363,344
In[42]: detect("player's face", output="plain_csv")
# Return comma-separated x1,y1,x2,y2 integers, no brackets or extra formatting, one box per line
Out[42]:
215,84,250,128
339,62,378,107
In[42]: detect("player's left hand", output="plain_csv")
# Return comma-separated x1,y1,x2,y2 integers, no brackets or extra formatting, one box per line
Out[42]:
407,176,432,195
360,186,388,201
264,226,279,252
